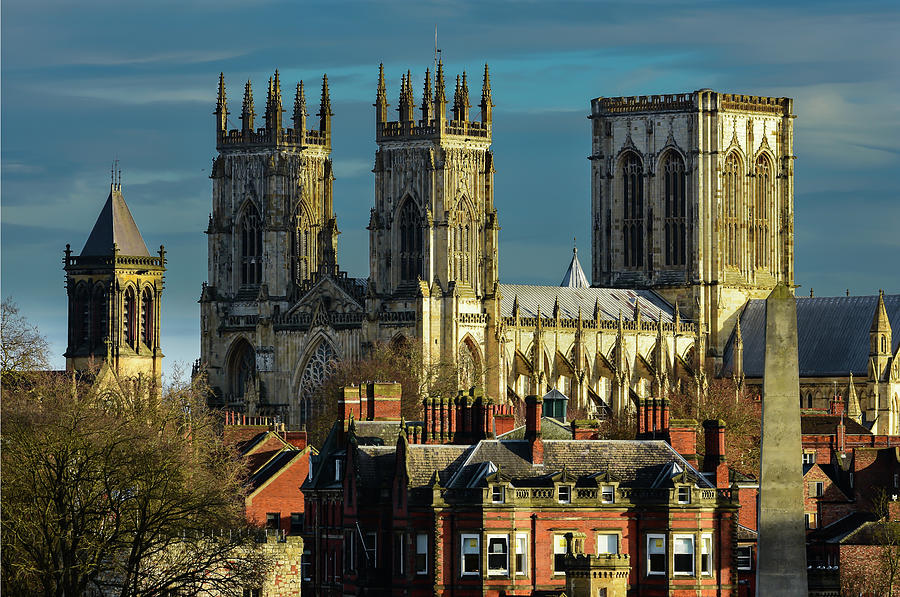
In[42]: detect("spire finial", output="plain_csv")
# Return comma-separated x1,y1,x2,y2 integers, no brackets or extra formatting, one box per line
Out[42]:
241,79,255,132
293,81,307,132
375,63,388,124
318,73,332,136
480,63,493,124
422,67,434,122
215,73,228,133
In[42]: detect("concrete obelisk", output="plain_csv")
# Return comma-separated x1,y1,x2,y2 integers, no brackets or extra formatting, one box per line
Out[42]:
757,283,808,595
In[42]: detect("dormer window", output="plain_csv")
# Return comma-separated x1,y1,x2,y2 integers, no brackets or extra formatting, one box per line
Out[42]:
601,485,615,504
558,485,571,503
677,486,691,504
491,485,505,504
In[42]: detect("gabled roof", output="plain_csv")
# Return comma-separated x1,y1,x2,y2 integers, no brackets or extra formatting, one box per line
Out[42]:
81,186,150,257
723,294,900,377
560,247,590,288
807,511,878,544
801,415,870,436
498,416,572,440
498,284,676,322
246,448,305,494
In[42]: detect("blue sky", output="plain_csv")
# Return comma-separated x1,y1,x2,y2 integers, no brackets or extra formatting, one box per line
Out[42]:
3,0,898,375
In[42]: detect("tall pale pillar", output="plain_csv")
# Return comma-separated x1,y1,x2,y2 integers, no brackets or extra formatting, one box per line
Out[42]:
757,283,807,595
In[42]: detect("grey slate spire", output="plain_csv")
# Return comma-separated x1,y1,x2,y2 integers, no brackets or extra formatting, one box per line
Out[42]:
80,175,150,257
560,243,589,288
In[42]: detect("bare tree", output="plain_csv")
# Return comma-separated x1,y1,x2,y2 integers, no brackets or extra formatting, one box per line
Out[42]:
1,369,273,597
1,297,50,382
670,377,761,477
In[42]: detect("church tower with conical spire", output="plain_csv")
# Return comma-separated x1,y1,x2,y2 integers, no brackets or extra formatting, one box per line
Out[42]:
64,167,166,384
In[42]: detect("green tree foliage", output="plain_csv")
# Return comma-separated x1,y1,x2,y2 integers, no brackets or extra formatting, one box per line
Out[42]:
1,367,272,596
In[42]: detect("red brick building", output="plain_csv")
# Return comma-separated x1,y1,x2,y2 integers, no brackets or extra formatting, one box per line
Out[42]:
304,389,741,596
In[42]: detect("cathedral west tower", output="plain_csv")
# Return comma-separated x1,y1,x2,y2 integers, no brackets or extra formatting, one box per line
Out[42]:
64,170,165,385
368,62,503,397
589,91,795,368
201,71,349,413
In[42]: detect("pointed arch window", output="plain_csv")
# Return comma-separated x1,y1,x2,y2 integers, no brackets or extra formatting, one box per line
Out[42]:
723,153,743,268
123,287,137,349
753,155,773,270
240,204,263,285
228,340,256,401
90,285,107,351
73,284,90,350
451,201,476,286
141,287,153,347
398,199,423,283
298,341,338,422
621,153,644,268
662,151,687,267
291,208,313,284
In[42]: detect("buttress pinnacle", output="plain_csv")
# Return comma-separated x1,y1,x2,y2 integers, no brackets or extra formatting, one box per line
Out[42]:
293,81,307,131
241,79,255,131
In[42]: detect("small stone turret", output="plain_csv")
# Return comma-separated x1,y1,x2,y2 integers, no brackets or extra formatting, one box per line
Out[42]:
421,68,433,122
871,290,892,381
264,70,283,132
434,60,447,121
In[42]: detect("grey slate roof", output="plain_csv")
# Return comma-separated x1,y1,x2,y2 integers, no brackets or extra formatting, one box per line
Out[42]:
427,439,712,490
801,415,870,436
499,416,573,440
722,294,900,377
81,187,150,257
560,248,590,288
498,284,676,322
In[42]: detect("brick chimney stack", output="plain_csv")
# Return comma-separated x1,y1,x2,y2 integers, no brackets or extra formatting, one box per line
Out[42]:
668,419,699,468
703,419,728,489
525,395,544,464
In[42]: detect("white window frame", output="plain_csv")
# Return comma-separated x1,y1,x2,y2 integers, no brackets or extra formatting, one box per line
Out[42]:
647,533,666,576
700,533,713,576
553,534,569,574
460,534,481,576
805,512,817,529
335,459,342,481
672,534,695,576
491,485,505,504
415,533,428,575
395,532,405,576
486,534,509,576
736,545,752,571
514,533,528,576
809,481,824,497
601,485,615,504
676,486,691,504
596,533,619,555
365,532,377,567
802,452,816,465
558,485,572,504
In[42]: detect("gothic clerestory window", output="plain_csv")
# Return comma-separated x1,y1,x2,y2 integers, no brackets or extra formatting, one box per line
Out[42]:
73,284,90,350
240,204,263,286
662,151,687,267
621,153,644,268
398,199,423,283
291,209,312,284
723,153,742,269
753,156,772,270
